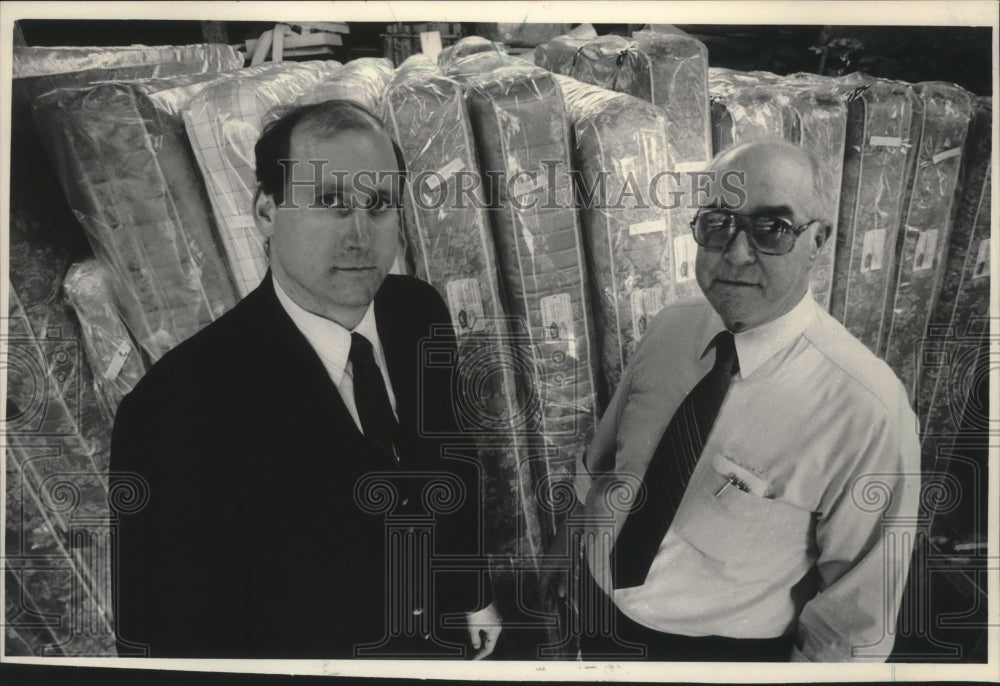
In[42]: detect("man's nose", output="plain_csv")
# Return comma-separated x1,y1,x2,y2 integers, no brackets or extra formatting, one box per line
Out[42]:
344,207,373,249
723,228,756,265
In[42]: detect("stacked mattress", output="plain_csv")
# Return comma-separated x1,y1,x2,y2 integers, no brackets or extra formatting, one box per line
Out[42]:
918,96,992,469
63,259,147,425
534,35,592,76
612,30,713,301
295,57,394,111
183,61,343,297
33,70,246,362
830,74,920,354
557,76,674,394
569,35,634,90
460,66,600,503
883,82,974,400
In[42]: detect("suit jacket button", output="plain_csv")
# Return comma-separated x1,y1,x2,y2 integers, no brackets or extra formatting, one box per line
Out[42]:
412,607,424,616
401,497,410,507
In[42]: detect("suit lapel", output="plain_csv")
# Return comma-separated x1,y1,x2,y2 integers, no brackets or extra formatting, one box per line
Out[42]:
250,273,363,443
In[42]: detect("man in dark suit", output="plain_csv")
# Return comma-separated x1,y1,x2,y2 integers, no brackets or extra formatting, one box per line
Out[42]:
110,100,501,659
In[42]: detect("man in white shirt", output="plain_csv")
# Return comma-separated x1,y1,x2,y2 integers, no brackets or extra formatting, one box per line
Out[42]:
571,140,920,661
111,100,501,658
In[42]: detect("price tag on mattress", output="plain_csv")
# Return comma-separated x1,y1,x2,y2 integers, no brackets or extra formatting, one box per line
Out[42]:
629,218,666,236
932,147,962,164
972,239,990,280
870,136,903,147
425,158,466,190
630,287,665,339
540,293,574,345
674,160,709,174
104,340,133,381
912,229,938,272
673,234,698,282
511,173,546,199
860,229,886,273
446,278,485,334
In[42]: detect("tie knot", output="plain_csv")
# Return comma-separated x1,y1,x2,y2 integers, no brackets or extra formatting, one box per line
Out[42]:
350,332,376,364
712,331,739,375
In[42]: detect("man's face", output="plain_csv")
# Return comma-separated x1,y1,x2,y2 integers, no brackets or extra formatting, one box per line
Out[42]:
695,145,825,332
256,125,400,327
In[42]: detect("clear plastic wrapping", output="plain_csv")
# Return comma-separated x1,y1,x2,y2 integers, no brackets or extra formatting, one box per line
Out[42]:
182,61,343,297
830,74,920,354
63,259,147,424
919,96,991,459
295,57,393,111
12,43,241,79
569,35,635,90
438,36,507,71
710,82,790,151
556,75,675,396
461,66,599,492
615,30,712,170
882,82,973,400
33,71,243,361
476,23,572,47
533,35,591,76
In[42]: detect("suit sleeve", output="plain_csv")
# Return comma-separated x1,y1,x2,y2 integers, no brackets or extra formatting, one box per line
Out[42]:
110,373,248,657
791,391,921,662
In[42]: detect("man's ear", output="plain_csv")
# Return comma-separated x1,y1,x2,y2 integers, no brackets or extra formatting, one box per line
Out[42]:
809,221,832,260
254,188,277,237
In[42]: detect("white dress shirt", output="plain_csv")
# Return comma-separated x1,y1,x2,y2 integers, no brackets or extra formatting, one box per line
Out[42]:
273,277,397,432
578,291,920,662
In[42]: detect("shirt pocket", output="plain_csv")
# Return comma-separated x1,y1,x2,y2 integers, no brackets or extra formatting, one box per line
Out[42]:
671,454,811,564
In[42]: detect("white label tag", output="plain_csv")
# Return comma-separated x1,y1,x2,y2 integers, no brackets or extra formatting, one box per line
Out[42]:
424,158,466,190
673,233,698,282
630,287,664,339
629,218,666,236
913,229,938,272
972,238,990,279
674,160,708,173
419,31,443,60
932,147,962,164
104,340,132,380
870,135,903,147
540,293,574,343
511,173,545,199
860,229,886,273
445,278,485,334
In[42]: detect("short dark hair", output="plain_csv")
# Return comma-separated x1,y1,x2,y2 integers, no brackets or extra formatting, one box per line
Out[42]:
254,99,406,205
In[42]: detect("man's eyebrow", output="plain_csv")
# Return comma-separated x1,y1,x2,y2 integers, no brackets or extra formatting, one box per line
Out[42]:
753,204,795,217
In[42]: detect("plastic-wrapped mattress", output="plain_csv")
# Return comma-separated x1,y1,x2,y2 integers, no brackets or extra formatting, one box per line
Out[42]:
33,71,246,361
461,66,599,493
556,76,674,395
569,35,634,90
438,36,507,71
295,57,393,111
534,35,591,76
182,61,343,297
918,96,991,469
882,82,973,400
829,74,920,354
63,259,147,424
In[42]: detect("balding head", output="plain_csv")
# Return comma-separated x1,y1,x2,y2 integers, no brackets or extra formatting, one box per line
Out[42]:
694,140,832,332
706,139,827,224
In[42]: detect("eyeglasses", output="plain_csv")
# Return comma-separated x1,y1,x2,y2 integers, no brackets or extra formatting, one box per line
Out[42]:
690,209,814,256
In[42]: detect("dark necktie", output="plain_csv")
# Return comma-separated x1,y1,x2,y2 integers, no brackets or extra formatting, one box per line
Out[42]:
349,332,399,460
609,330,740,589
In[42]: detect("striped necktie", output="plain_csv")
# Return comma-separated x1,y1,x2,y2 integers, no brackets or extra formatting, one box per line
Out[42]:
610,330,739,589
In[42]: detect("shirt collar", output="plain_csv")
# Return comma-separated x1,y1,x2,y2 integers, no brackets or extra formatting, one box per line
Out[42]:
699,290,818,379
272,276,379,385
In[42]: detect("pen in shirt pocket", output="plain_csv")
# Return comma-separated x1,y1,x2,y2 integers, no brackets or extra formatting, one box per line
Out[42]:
714,473,751,497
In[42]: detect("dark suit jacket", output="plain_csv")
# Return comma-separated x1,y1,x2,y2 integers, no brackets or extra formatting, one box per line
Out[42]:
110,273,483,658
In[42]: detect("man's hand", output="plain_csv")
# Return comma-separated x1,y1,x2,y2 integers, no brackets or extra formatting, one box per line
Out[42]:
466,602,502,660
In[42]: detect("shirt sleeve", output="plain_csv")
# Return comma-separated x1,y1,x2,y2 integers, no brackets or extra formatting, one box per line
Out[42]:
793,390,921,662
